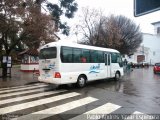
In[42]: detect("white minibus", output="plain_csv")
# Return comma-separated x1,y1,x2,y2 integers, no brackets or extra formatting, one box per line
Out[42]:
38,41,124,87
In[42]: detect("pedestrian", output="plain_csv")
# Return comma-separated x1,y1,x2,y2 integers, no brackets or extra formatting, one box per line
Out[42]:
127,62,132,72
123,59,128,72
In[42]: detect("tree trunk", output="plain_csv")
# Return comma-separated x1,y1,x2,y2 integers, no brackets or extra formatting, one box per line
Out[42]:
2,63,7,78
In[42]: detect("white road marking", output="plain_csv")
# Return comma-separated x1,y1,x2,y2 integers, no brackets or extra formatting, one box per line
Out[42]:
133,111,144,114
0,87,49,98
0,84,48,94
124,111,152,120
70,102,121,120
0,92,80,114
0,90,66,105
0,83,45,91
13,97,98,120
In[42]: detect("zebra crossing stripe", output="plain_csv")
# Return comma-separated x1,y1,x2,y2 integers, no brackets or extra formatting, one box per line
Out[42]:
133,111,144,114
69,103,121,120
0,87,49,98
0,83,45,91
12,97,98,120
0,84,48,94
0,92,81,114
124,111,150,120
0,90,67,105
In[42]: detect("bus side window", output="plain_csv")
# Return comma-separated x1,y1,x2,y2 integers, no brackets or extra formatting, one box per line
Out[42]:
90,50,98,63
82,49,90,63
97,51,104,63
111,53,117,63
73,48,82,63
61,46,73,63
81,57,86,63
117,54,123,67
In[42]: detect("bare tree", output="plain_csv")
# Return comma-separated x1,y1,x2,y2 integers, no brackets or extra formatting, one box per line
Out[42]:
78,11,142,55
76,7,105,45
101,15,142,54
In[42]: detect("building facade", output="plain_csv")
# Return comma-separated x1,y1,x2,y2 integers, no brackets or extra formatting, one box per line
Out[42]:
125,21,160,65
19,49,39,72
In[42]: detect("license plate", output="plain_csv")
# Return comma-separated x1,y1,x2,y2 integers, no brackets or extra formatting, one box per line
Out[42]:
44,71,49,74
42,73,50,78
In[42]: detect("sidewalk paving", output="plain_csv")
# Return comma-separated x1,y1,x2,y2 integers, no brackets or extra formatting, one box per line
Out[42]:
0,68,39,88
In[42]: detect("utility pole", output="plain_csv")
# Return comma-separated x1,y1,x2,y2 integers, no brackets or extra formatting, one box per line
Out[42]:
142,45,145,62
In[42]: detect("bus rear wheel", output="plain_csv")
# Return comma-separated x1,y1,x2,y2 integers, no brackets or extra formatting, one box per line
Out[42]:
114,72,120,81
77,75,86,88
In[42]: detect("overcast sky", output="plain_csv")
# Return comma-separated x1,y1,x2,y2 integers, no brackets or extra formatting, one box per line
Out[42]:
49,0,160,41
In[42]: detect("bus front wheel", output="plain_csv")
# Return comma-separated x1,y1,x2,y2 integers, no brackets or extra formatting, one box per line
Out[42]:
77,75,86,88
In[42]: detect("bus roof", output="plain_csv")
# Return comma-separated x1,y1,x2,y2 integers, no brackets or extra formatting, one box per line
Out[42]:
40,41,120,53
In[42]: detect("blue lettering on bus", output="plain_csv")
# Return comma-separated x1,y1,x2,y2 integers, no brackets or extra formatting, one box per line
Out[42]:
89,63,100,73
48,63,55,69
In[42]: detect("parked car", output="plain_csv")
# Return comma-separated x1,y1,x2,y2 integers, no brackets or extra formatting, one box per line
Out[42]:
153,63,160,74
131,62,149,68
139,62,149,68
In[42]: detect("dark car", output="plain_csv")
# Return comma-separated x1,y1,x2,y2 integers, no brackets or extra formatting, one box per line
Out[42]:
132,62,149,68
140,62,149,68
153,63,160,74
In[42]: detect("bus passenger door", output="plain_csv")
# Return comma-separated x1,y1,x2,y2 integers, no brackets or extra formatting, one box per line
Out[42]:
104,53,111,78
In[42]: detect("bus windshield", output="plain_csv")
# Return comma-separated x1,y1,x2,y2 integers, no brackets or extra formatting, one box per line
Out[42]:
39,47,57,59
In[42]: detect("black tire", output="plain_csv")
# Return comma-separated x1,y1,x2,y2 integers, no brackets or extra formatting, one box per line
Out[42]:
114,72,120,81
66,83,75,88
77,75,86,88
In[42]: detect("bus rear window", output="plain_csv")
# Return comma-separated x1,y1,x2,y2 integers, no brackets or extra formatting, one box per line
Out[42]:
39,47,57,59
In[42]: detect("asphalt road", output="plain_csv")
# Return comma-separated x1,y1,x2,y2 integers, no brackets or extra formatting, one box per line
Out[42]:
0,67,160,120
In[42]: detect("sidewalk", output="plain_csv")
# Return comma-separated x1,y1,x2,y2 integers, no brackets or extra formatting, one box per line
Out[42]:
0,67,39,88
